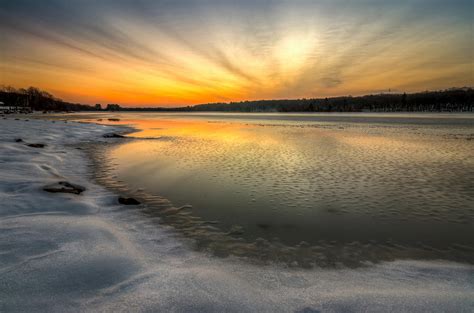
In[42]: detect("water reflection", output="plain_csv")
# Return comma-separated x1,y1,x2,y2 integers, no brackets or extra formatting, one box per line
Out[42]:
87,113,474,267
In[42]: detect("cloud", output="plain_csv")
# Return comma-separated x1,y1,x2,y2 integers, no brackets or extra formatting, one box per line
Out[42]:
0,0,472,106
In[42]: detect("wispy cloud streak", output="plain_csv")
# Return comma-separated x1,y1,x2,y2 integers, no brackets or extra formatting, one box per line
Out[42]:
1,0,472,106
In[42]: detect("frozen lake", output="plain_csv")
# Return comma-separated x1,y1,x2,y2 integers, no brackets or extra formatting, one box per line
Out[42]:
1,115,473,311
78,112,474,267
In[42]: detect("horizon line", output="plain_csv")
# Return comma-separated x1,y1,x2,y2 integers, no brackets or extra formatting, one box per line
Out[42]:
105,86,474,109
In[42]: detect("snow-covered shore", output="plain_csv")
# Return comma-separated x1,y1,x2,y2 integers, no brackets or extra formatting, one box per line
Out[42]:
0,117,473,312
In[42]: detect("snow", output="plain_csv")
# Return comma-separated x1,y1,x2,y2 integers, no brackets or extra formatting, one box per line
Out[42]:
0,117,473,312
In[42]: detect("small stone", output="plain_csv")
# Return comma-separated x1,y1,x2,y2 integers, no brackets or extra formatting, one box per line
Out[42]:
14,138,23,142
27,143,45,148
43,181,86,194
118,197,140,205
103,133,125,138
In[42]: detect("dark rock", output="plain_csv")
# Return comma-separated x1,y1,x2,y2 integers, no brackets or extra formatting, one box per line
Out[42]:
118,197,140,205
14,138,23,142
27,143,45,148
108,118,120,122
43,181,86,195
103,133,125,138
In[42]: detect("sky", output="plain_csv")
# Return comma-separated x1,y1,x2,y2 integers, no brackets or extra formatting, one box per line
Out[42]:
0,0,472,107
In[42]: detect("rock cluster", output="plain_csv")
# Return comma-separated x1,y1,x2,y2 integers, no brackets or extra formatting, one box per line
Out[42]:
103,133,125,138
43,181,86,195
27,143,46,148
118,197,140,205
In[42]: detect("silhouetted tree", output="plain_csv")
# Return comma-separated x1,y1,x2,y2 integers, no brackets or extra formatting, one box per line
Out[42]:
0,86,96,111
106,104,121,111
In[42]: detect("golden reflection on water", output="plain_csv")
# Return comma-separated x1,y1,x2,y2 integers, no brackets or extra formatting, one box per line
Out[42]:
94,116,474,181
98,117,288,145
82,114,474,266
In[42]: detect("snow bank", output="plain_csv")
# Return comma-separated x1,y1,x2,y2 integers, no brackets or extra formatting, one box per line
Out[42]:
0,117,473,312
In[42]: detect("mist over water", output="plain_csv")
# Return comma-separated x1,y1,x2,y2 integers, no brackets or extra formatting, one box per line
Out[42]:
83,113,474,266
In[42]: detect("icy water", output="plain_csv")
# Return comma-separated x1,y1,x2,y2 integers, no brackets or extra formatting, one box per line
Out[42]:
3,116,474,311
82,113,474,267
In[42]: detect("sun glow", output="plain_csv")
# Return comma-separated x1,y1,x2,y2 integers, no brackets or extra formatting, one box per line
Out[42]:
1,1,471,106
274,32,318,77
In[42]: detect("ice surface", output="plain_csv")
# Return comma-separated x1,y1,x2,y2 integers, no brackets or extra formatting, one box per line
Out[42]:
98,113,474,266
0,117,473,312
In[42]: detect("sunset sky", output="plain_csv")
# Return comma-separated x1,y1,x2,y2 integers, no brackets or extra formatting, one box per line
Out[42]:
0,0,472,107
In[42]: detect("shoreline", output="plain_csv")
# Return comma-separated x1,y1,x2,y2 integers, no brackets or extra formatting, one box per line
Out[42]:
78,113,474,268
21,112,474,266
1,116,473,311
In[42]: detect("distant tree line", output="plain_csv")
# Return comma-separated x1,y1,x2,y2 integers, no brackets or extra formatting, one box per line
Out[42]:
180,88,473,113
1,86,472,112
0,86,97,112
0,86,134,112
